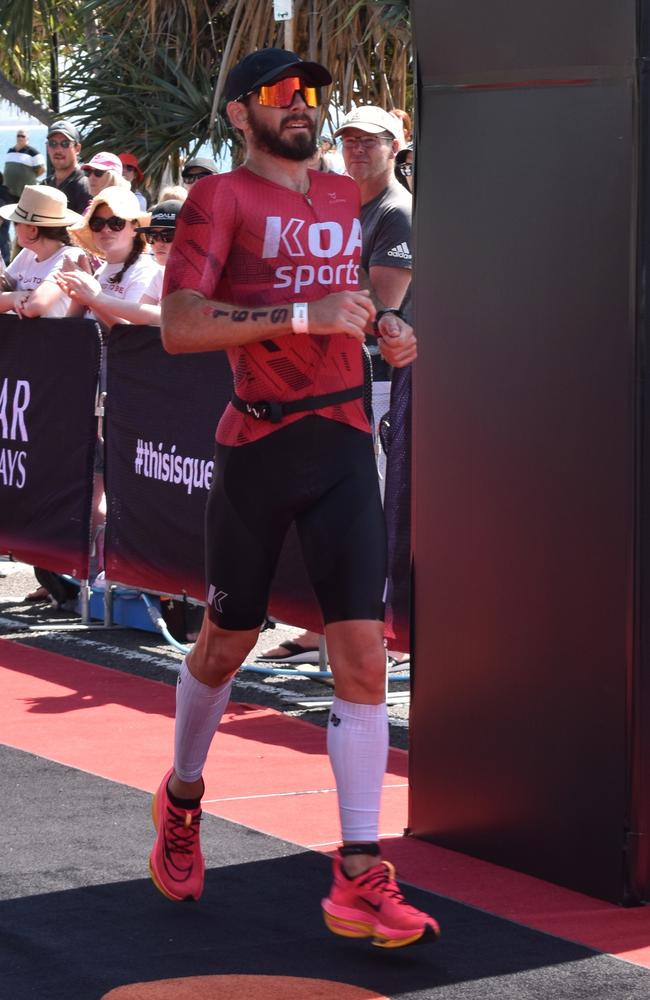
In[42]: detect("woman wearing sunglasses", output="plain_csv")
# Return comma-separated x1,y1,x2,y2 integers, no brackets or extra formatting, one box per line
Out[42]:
81,152,130,201
59,187,160,328
133,199,182,305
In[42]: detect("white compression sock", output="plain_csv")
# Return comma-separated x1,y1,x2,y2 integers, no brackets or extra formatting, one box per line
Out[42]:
173,658,233,783
326,696,389,843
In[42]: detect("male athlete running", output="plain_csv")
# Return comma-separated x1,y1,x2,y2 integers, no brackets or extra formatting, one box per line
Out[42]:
151,47,440,948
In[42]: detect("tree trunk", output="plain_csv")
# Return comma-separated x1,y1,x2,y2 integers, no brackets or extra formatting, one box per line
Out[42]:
0,70,55,124
50,30,60,114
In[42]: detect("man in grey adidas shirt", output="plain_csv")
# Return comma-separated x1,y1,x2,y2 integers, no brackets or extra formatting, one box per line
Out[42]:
338,105,413,665
335,104,413,344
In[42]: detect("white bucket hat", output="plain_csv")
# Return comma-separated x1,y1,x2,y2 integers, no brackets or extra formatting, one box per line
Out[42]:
69,186,149,257
0,184,84,227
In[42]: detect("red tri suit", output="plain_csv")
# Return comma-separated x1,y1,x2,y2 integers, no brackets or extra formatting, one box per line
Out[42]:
163,166,369,446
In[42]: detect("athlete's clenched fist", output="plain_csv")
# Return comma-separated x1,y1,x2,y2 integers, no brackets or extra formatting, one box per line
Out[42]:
307,289,376,341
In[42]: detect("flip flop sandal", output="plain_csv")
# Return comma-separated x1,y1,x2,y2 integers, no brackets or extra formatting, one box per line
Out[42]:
259,640,322,665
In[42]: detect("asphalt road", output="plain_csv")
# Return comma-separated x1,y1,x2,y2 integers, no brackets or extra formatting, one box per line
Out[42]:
0,558,410,750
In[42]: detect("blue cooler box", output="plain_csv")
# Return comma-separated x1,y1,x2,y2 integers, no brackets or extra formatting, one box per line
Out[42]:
88,586,161,633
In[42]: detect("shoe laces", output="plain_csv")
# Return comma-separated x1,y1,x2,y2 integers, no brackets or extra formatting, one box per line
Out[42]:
165,804,201,856
357,861,406,903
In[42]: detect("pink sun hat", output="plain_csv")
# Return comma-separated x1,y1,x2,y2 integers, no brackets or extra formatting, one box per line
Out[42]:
81,152,124,175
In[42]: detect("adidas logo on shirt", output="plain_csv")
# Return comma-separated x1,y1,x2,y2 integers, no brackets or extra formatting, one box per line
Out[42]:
387,242,412,261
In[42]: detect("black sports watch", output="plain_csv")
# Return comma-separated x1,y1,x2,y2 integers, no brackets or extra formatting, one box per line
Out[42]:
373,307,404,335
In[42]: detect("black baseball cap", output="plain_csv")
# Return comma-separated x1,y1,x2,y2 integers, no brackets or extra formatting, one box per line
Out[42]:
47,119,81,143
224,48,332,103
395,143,414,165
134,199,182,232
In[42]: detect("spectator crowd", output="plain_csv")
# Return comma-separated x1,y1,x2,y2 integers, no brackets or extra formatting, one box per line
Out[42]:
1,101,414,641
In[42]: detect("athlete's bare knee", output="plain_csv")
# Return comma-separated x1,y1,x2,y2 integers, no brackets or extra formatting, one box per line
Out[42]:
187,613,259,686
335,654,386,703
325,621,387,703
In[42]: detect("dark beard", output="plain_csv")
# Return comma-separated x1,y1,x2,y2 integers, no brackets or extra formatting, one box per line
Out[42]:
247,109,317,161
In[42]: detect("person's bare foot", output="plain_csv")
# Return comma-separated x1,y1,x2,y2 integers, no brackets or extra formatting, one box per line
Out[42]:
25,586,49,602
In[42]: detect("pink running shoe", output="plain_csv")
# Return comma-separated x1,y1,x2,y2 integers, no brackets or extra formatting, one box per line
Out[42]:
149,768,205,901
322,855,441,948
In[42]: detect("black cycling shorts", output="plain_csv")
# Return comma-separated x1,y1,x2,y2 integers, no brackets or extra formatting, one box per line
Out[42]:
204,415,387,631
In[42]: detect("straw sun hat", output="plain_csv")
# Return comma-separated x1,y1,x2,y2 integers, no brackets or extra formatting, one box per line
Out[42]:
0,184,84,227
69,186,149,257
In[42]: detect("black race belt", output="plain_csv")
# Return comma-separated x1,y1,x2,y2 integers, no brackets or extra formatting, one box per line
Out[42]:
231,385,363,423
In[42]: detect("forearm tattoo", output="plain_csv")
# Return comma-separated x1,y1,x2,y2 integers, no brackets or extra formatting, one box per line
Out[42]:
207,306,289,324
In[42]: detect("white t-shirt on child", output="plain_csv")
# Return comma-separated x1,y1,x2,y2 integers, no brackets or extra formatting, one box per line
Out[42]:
94,254,159,303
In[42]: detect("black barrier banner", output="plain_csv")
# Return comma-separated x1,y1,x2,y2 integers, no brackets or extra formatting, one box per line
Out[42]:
0,316,101,577
382,365,412,651
104,325,228,599
105,325,409,648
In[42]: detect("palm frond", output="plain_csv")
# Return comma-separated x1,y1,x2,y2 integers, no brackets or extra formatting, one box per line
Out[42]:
61,37,231,187
2,1,413,185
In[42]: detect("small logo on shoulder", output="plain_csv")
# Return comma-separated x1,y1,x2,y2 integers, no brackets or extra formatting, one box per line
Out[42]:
330,712,341,727
387,241,412,261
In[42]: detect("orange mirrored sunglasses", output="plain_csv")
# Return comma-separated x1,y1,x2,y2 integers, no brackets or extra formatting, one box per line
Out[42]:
256,76,320,108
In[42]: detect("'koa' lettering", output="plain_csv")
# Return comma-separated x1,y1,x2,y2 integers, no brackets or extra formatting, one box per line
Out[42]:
262,217,362,260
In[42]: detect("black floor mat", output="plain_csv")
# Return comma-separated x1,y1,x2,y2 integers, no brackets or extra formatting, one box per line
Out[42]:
2,745,649,1000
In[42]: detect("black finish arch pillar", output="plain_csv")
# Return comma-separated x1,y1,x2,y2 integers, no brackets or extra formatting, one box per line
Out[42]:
408,0,649,903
